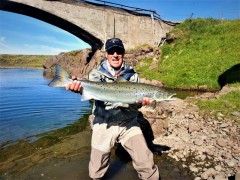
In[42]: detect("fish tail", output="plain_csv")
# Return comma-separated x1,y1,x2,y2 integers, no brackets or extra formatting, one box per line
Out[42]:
48,64,71,87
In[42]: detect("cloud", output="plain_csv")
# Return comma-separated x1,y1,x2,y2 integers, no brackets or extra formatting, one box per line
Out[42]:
22,44,70,55
0,36,10,49
0,41,69,55
0,36,5,42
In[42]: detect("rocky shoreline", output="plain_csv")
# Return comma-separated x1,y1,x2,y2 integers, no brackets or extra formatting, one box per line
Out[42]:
140,86,240,180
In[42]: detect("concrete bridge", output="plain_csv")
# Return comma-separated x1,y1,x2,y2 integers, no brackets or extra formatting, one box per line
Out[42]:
1,0,177,51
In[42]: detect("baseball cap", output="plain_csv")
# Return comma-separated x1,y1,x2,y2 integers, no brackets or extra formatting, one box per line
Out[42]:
105,38,125,51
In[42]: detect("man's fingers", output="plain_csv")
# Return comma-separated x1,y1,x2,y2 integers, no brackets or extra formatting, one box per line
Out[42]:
66,80,82,93
74,81,81,91
66,83,70,90
142,97,152,106
70,80,76,90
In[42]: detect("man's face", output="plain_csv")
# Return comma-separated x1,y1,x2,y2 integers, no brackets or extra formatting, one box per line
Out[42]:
106,47,124,69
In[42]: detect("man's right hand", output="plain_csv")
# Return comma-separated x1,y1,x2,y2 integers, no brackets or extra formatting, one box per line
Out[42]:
66,76,83,93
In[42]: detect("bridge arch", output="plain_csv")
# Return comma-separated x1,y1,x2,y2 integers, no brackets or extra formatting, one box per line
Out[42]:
1,0,176,51
0,1,104,50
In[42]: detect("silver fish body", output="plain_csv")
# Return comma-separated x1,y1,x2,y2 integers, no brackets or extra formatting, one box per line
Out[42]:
49,65,176,104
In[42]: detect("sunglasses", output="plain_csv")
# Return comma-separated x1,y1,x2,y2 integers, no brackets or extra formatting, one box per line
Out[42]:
107,48,124,55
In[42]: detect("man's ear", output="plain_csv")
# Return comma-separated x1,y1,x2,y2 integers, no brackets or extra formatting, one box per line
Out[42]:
105,52,108,58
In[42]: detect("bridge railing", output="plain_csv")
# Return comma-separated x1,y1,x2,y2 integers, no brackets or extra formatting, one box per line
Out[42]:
78,0,162,20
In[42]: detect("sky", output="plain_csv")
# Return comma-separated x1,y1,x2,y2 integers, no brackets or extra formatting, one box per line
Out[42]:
0,0,239,55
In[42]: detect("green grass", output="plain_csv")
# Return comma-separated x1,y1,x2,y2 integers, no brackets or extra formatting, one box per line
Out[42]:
136,18,240,90
195,90,240,121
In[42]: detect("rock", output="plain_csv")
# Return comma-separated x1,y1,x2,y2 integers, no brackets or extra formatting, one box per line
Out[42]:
201,172,209,179
194,139,204,146
194,177,201,180
215,165,222,171
201,168,217,179
231,111,240,116
189,165,198,173
227,160,235,167
220,123,229,128
151,79,164,87
216,138,228,147
232,145,240,154
217,112,224,117
188,123,200,133
196,154,206,161
222,153,232,160
214,172,228,180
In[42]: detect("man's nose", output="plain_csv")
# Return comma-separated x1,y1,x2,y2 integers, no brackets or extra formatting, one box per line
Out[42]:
113,52,118,56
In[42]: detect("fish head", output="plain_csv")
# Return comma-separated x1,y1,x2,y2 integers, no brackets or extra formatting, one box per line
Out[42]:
154,91,176,102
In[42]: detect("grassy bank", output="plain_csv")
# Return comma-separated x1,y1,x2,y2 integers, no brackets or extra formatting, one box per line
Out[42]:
0,54,52,68
196,87,240,122
136,18,240,90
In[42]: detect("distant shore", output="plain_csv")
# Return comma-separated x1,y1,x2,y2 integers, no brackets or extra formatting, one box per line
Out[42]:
0,54,52,69
0,66,43,70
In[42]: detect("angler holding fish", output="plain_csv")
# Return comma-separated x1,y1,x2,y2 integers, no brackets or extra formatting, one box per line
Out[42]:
49,38,175,179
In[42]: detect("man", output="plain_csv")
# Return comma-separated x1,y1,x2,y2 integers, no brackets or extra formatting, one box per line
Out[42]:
66,38,159,179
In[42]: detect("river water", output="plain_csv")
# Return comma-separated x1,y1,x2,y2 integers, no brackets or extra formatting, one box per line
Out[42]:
0,68,91,144
0,68,194,179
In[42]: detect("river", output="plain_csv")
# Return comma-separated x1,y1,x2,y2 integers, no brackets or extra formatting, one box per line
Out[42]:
0,68,91,144
0,68,194,179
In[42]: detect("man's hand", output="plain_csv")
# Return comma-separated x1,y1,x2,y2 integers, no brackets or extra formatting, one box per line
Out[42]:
66,76,83,93
142,97,152,106
136,97,152,106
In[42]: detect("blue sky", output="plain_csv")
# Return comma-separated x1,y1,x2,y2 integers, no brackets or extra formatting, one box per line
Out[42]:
0,0,239,55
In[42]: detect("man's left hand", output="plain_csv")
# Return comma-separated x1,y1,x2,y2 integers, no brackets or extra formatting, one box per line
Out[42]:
136,97,152,106
142,97,152,106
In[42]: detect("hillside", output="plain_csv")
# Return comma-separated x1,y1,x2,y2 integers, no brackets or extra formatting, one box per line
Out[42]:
0,54,52,68
136,18,240,90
